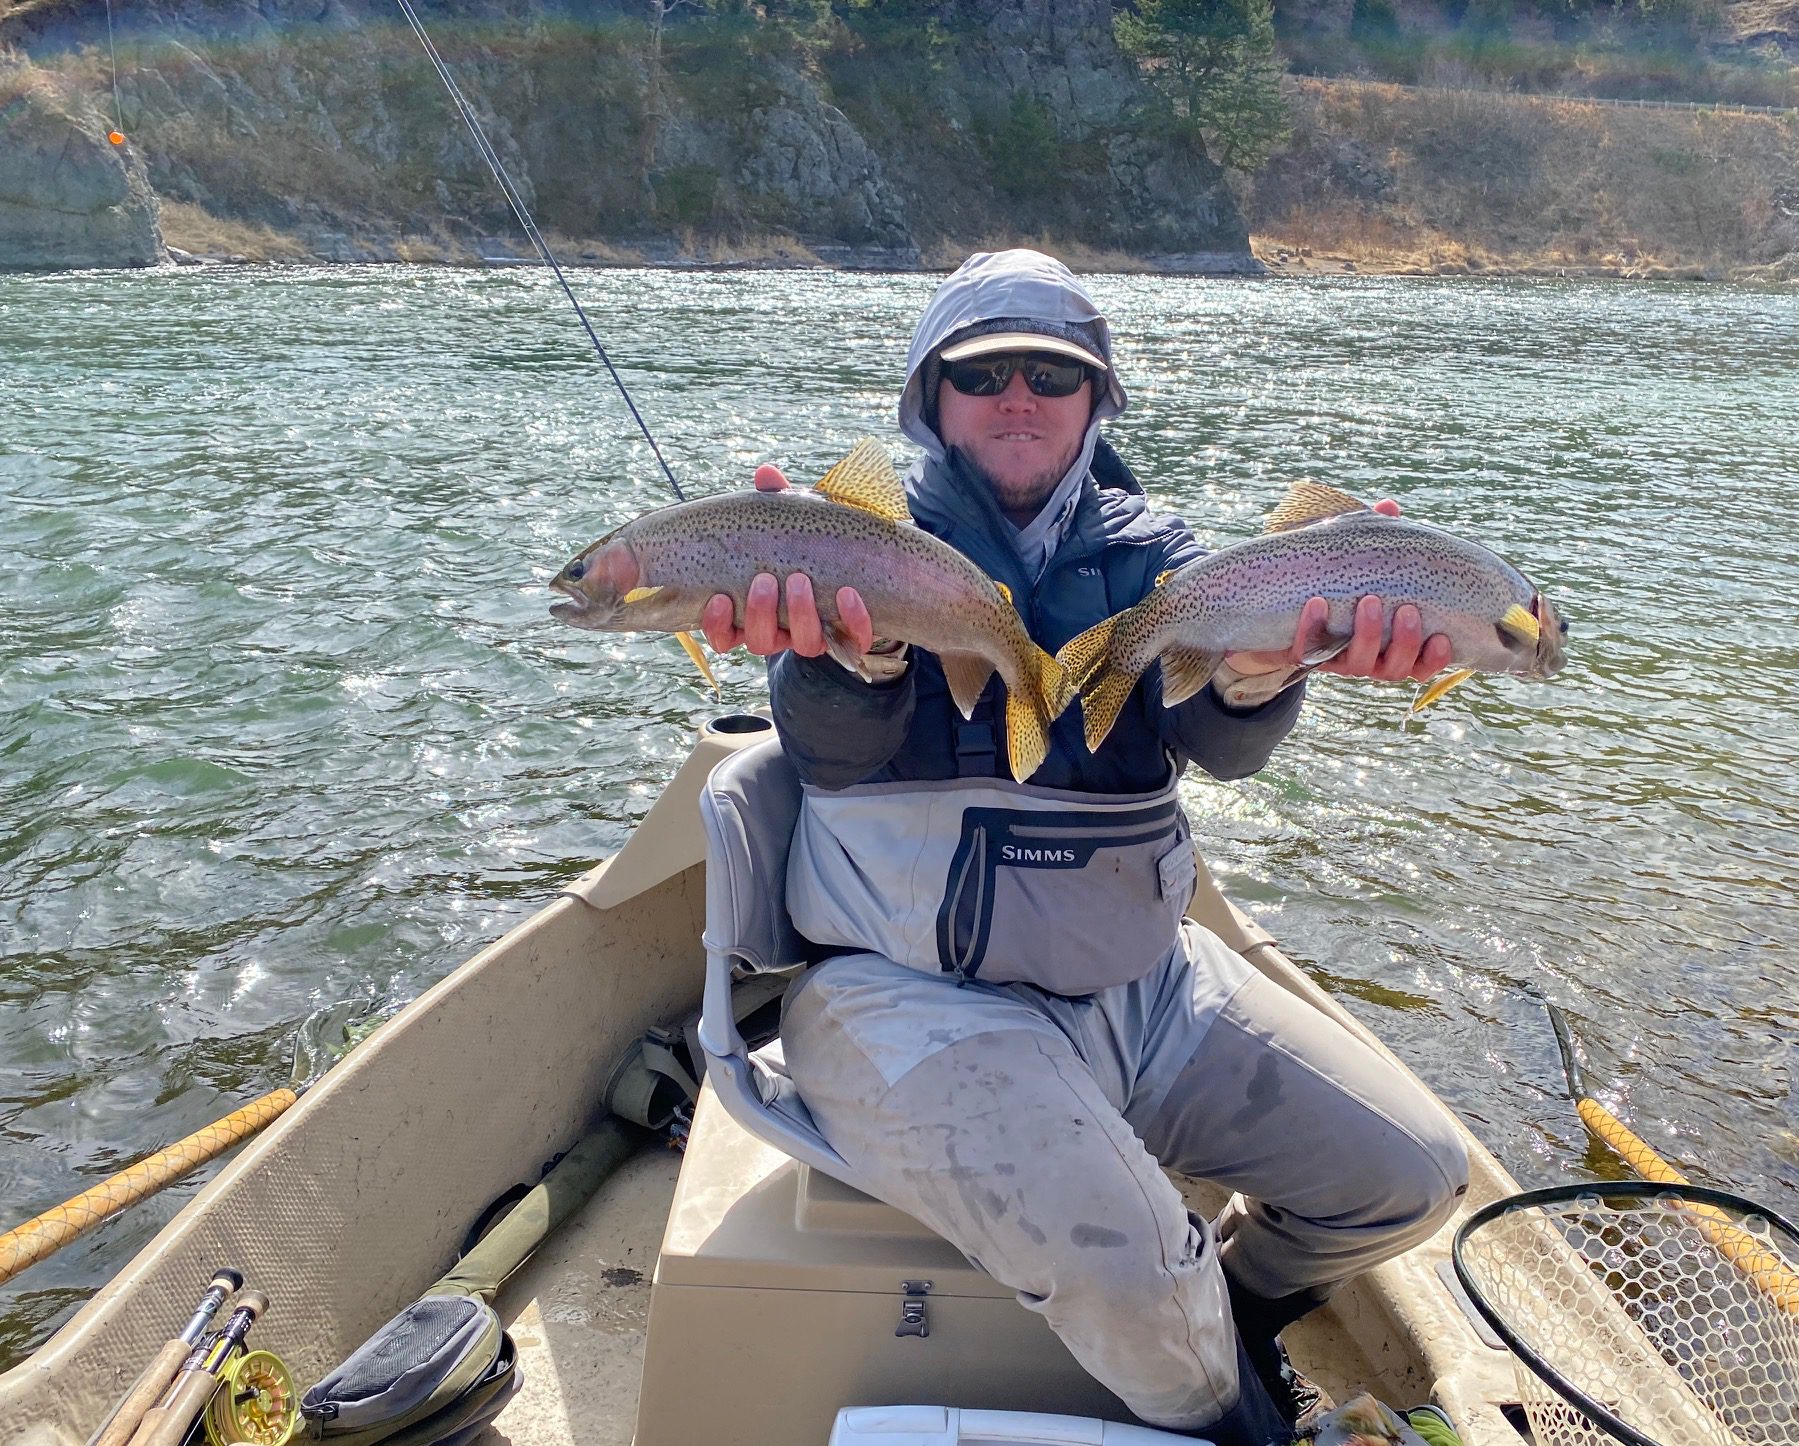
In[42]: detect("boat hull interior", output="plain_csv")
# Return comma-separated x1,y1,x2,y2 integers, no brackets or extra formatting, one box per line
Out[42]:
3,718,1532,1446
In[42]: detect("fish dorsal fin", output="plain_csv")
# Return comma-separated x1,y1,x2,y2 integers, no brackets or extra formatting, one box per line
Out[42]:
814,438,911,524
1497,602,1540,644
1265,481,1372,533
1153,569,1176,590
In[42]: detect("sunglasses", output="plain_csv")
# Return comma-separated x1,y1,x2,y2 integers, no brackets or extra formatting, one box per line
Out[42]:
942,352,1094,399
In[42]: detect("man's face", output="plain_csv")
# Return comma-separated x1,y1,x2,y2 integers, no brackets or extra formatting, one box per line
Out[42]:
936,358,1094,523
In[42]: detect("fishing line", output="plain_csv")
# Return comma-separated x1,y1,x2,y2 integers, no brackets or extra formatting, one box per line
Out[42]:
391,0,685,501
102,0,125,143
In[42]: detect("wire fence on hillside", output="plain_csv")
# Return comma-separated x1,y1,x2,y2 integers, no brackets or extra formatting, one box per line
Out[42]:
1284,72,1798,117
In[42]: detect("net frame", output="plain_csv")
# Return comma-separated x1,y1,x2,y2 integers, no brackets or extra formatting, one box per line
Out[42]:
1452,1182,1799,1446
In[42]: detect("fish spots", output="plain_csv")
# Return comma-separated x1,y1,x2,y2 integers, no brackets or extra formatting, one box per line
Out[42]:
1228,1054,1284,1134
994,1162,1017,1176
1071,1223,1128,1248
1018,1217,1047,1246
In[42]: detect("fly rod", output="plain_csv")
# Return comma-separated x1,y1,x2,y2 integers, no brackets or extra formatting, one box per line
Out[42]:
389,0,684,502
125,1289,269,1446
1546,1000,1799,1314
390,0,724,685
87,1268,243,1446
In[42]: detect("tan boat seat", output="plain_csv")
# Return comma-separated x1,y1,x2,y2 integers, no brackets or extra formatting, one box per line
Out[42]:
694,735,876,1189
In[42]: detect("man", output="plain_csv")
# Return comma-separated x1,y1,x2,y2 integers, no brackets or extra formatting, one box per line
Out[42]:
700,249,1468,1443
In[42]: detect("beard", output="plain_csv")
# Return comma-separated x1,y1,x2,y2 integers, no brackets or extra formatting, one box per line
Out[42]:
959,441,1084,521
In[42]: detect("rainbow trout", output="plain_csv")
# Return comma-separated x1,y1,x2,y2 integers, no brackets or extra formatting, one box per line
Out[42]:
1057,481,1567,753
548,439,1069,781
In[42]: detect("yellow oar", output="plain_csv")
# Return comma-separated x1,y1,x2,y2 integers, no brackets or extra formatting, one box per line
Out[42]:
1548,1002,1799,1314
0,1089,297,1289
3,1001,391,1289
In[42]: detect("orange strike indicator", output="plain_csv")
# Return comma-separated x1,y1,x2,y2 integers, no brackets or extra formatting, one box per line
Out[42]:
108,130,125,144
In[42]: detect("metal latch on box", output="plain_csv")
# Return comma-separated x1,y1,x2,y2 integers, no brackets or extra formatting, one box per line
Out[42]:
896,1280,932,1338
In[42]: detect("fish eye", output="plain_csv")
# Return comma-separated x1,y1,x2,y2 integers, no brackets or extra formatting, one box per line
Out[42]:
565,560,586,582
1558,617,1569,636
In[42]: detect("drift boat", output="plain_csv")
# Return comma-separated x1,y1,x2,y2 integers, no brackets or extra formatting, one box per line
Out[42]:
2,713,1536,1446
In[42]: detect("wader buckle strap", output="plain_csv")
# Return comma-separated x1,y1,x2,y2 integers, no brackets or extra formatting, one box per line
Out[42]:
953,702,998,778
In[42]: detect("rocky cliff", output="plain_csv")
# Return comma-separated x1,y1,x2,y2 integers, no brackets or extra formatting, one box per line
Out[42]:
0,69,162,267
0,0,1257,271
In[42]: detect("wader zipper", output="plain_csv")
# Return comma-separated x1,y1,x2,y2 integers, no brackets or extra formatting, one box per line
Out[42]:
946,826,988,985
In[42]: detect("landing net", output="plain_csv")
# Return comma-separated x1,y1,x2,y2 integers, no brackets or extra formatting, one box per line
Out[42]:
1453,1182,1799,1446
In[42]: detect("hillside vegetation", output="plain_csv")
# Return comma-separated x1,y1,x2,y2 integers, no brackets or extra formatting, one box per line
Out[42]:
0,0,1795,275
1247,79,1799,276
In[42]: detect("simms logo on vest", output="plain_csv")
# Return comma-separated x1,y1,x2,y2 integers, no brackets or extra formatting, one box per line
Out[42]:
1000,845,1078,864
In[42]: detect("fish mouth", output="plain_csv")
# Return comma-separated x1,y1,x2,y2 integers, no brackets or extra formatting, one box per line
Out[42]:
1531,593,1568,677
548,576,595,625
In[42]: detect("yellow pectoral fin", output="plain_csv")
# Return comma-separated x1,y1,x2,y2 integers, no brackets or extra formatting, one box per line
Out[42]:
623,585,664,604
1498,602,1540,644
675,631,721,697
1410,667,1476,714
814,438,912,524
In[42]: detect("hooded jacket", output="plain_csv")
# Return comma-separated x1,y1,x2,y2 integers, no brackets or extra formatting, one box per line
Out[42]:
769,249,1305,793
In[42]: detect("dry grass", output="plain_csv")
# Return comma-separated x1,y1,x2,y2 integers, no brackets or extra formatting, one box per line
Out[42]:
157,200,309,262
1246,80,1799,277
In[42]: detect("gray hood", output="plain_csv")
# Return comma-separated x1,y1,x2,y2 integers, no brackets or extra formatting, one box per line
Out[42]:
897,249,1129,576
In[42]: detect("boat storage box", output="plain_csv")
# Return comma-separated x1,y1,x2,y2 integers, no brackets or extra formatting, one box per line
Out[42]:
635,1086,1134,1446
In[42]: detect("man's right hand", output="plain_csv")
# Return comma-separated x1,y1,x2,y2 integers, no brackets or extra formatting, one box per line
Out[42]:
699,464,875,659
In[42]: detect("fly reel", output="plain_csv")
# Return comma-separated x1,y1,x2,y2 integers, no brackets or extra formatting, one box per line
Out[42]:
205,1348,298,1446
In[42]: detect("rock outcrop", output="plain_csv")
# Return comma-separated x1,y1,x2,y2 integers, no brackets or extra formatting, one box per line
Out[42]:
0,75,163,268
0,0,1256,271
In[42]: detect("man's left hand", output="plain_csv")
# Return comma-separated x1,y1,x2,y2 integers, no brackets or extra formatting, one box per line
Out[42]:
1220,499,1454,686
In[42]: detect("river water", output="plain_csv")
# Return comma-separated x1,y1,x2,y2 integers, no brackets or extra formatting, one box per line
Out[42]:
2,266,1795,1365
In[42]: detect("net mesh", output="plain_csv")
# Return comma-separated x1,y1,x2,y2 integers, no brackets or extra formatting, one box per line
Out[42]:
1456,1189,1799,1446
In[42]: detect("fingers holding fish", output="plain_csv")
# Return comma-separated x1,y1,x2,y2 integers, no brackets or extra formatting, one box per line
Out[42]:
1310,598,1452,682
743,573,787,654
700,573,874,659
778,574,874,660
700,590,743,653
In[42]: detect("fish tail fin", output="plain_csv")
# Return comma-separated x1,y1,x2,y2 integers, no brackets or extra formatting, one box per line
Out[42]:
1078,658,1144,755
1054,615,1120,697
1054,614,1147,755
1004,686,1052,781
1410,666,1476,715
1033,646,1074,722
675,630,721,697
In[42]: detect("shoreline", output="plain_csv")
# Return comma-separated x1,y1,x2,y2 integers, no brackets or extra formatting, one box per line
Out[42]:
113,248,1796,285
6,200,1790,283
